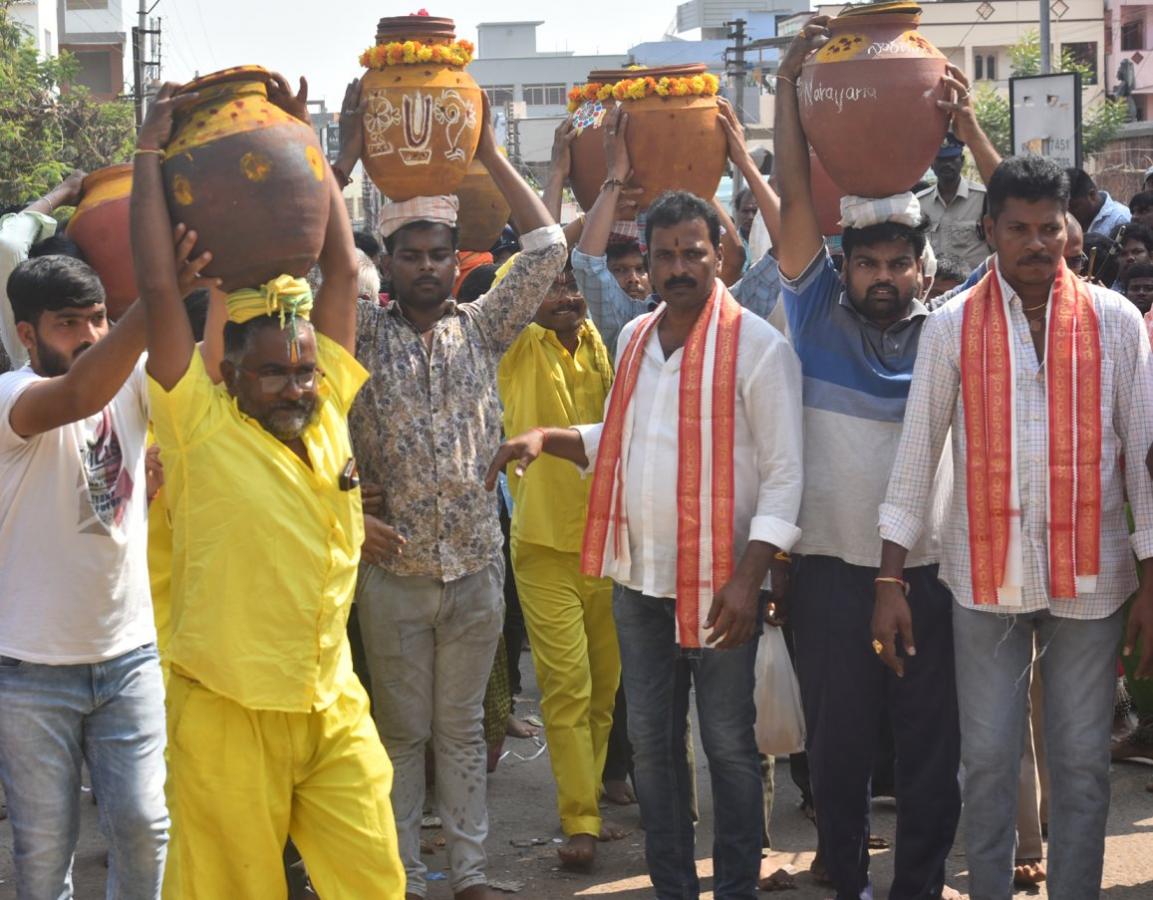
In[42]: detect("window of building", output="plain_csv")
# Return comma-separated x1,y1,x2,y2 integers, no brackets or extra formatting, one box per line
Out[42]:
73,51,112,94
66,0,110,9
985,54,997,81
974,54,983,81
523,83,567,107
1122,19,1145,52
1063,42,1098,84
973,49,998,81
482,85,515,106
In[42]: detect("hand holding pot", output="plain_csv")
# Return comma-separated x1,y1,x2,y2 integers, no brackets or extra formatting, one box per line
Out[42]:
474,91,501,168
717,98,752,170
602,105,631,183
780,15,831,79
938,64,976,142
59,170,88,207
268,73,310,124
138,82,199,151
550,118,577,181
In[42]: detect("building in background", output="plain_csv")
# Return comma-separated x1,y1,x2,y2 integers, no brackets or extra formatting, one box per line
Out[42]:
10,0,60,57
59,0,134,101
1105,0,1153,120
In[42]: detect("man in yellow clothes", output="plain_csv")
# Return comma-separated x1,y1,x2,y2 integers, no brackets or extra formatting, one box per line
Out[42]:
130,82,404,898
495,260,620,869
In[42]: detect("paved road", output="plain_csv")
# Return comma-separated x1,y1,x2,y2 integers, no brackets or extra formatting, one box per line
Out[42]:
2,655,1152,898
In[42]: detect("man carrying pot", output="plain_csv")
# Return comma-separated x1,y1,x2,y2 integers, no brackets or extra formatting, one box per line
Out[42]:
344,85,567,900
131,80,405,898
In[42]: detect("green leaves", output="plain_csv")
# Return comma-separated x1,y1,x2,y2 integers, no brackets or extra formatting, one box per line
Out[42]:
0,1,135,206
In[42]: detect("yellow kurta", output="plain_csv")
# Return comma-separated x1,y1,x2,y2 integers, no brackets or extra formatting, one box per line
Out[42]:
497,320,620,837
149,334,404,899
149,336,366,713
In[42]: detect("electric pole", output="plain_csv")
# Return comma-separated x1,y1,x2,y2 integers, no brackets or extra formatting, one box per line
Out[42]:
1040,0,1052,73
725,18,748,200
132,0,162,128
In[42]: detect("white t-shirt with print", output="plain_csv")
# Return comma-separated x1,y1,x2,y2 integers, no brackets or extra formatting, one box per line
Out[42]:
0,358,155,663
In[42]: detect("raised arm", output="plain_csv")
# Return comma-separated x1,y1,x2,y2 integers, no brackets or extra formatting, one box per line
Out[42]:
712,199,746,286
131,82,212,390
774,17,831,280
718,99,781,248
25,170,86,217
543,119,576,223
578,105,630,259
310,173,359,352
939,64,1001,186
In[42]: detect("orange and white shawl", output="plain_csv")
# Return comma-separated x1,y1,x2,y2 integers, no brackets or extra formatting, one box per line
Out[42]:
581,280,743,647
961,258,1101,605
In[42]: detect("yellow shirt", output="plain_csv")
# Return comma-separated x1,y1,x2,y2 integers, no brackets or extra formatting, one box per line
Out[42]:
148,334,368,712
497,321,613,553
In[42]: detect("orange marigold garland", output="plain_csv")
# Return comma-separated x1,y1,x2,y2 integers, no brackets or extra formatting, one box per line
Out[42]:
566,72,720,112
359,38,475,70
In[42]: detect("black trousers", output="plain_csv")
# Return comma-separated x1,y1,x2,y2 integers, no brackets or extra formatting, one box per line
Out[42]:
791,556,961,900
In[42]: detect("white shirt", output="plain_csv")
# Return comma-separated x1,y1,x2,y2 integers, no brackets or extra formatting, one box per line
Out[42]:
880,265,1153,619
576,307,804,599
0,211,58,370
0,359,156,662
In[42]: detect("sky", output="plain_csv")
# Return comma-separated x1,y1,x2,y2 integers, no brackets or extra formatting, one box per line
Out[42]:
149,1,681,109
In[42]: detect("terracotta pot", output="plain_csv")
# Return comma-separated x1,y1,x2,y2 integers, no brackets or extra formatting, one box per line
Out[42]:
163,65,330,292
66,164,136,318
770,150,844,237
569,64,727,219
455,159,510,251
360,16,482,201
798,2,947,198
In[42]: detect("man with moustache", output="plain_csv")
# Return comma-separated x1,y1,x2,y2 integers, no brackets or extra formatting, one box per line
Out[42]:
773,18,975,900
347,93,566,899
917,133,989,271
495,261,619,870
879,155,1153,899
487,187,803,898
132,81,405,897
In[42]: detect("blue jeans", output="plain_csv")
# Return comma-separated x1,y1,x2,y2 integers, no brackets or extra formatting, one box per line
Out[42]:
614,587,762,899
0,644,169,900
953,604,1121,900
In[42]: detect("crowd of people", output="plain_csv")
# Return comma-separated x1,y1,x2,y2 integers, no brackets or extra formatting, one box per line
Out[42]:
1,15,1153,900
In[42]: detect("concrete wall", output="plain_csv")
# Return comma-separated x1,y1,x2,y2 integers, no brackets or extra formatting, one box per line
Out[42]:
11,0,59,57
63,0,124,36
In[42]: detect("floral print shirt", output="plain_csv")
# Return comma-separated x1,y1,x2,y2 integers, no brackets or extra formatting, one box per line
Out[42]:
351,224,567,581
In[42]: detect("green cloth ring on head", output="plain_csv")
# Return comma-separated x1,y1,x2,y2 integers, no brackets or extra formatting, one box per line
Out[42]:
226,275,314,327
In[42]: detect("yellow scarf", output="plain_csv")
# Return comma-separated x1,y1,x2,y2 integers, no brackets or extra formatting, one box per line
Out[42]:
226,275,314,326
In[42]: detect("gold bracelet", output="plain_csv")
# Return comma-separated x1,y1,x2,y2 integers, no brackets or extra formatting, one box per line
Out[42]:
774,551,791,562
134,148,165,158
874,576,909,596
600,177,626,192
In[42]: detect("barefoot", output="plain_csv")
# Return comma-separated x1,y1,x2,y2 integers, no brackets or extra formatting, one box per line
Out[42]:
602,778,636,805
809,851,832,886
598,824,630,842
1013,859,1047,887
758,864,798,891
506,714,539,739
558,833,597,870
940,887,963,900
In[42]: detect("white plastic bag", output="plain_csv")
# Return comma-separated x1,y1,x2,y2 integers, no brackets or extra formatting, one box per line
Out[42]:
753,625,806,755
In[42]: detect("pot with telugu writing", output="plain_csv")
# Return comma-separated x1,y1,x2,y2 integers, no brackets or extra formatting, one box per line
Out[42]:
358,14,482,202
798,2,947,198
66,164,136,319
568,64,727,219
163,65,330,292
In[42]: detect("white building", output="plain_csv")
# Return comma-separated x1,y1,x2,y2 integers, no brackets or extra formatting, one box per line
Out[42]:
60,0,133,101
10,0,60,58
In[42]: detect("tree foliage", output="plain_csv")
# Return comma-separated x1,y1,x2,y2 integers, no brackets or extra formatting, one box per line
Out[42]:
0,0,135,207
972,29,1128,159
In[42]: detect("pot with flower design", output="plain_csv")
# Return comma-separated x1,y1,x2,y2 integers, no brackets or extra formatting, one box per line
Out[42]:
568,64,727,219
66,164,137,319
799,1,948,198
162,65,331,292
358,14,482,201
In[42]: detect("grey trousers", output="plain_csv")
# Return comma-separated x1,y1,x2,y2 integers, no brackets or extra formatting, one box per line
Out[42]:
356,561,505,897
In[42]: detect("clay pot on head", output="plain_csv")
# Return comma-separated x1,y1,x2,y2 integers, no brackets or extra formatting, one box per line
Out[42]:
772,150,845,237
359,15,482,202
66,164,136,319
455,159,510,251
799,2,948,198
569,64,727,220
162,65,330,292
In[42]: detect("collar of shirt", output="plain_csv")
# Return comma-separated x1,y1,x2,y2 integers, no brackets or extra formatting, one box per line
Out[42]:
384,297,459,330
